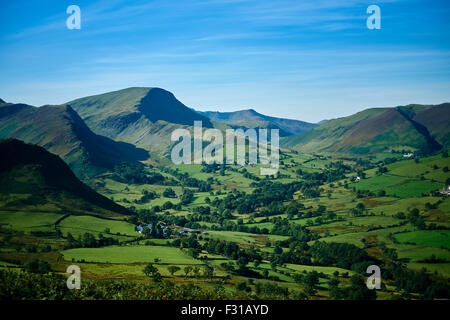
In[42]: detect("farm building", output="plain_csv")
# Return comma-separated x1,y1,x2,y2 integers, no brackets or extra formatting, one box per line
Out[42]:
178,228,200,236
136,223,152,233
440,186,450,197
403,153,414,158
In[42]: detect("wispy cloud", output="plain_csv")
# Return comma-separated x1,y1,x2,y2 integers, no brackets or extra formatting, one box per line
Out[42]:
0,0,448,122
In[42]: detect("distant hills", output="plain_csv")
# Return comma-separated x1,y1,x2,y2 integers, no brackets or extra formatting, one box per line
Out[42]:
282,103,449,155
197,109,317,136
0,139,130,217
0,100,148,179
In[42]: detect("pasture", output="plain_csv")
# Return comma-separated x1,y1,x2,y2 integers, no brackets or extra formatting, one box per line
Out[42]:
62,245,203,264
57,215,137,238
393,230,450,249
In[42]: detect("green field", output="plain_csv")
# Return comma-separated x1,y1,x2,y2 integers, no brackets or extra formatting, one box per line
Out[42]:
387,155,450,183
57,215,137,238
206,230,288,245
0,211,63,232
350,174,443,198
62,245,203,264
393,230,450,249
2,147,449,300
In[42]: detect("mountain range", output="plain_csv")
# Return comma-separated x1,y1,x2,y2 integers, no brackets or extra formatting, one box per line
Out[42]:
66,87,213,159
0,100,148,179
197,109,317,136
0,87,448,181
282,103,449,155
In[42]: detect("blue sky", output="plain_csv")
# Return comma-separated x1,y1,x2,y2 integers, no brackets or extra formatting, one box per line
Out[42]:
0,0,449,122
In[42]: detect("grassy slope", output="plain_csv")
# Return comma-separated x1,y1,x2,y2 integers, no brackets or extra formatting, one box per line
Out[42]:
1,136,449,296
67,87,213,156
0,102,148,179
62,245,203,264
282,104,447,155
0,138,130,217
349,153,449,197
413,103,450,148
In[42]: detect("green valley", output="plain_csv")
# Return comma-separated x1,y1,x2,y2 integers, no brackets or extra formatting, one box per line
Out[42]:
0,90,449,301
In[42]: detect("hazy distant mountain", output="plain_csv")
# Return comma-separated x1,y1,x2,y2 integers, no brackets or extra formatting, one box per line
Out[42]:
0,100,148,179
198,109,317,136
282,103,449,155
0,139,130,216
67,87,213,157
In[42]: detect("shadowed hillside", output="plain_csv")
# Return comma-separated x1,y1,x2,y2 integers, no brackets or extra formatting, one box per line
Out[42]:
67,87,213,155
0,101,149,179
0,139,130,216
282,104,448,155
411,103,450,149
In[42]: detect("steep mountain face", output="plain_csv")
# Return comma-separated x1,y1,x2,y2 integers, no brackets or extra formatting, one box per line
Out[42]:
67,87,213,155
198,109,317,136
0,101,148,179
0,139,130,216
411,103,450,149
282,104,448,155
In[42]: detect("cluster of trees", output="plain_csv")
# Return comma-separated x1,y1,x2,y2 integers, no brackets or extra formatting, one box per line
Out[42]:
394,208,426,229
143,263,162,282
329,274,377,300
181,265,214,279
0,269,315,300
134,190,158,204
163,188,176,198
201,162,225,176
308,241,375,270
349,202,367,217
383,261,450,299
204,238,262,263
244,240,378,274
135,209,188,231
192,206,210,215
181,189,195,204
240,168,260,181
111,163,167,185
254,201,304,218
64,232,119,249
270,219,316,241
293,270,321,296
298,166,348,184
161,167,212,191
208,181,304,215
24,259,51,274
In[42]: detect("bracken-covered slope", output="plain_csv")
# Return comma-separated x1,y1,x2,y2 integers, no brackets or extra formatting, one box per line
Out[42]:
0,100,148,179
410,103,450,149
0,139,130,217
282,103,448,155
198,109,317,136
67,87,213,155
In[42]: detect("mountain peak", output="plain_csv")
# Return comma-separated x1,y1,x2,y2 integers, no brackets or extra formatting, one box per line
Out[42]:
66,87,213,155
